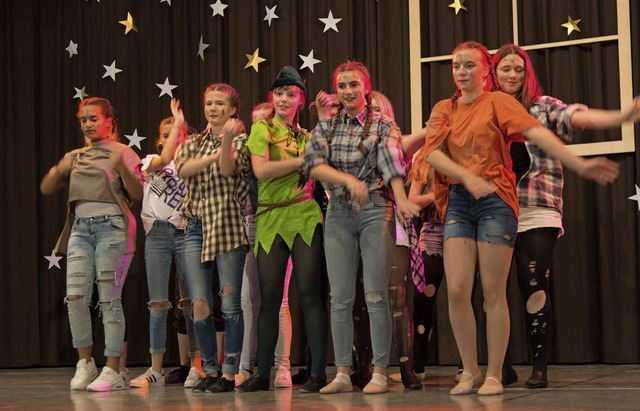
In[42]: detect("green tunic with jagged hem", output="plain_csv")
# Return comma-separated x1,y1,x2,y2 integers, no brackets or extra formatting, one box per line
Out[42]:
246,117,323,255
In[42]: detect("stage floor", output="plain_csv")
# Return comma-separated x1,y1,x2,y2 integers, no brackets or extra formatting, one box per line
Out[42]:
1,364,638,410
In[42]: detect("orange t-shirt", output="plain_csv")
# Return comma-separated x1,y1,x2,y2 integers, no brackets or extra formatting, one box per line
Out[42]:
422,91,541,221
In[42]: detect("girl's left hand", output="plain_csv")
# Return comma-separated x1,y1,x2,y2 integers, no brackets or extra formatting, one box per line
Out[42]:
110,150,125,174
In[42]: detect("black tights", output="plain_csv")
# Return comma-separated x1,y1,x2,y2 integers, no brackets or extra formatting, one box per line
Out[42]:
255,225,327,379
389,246,414,365
412,250,445,370
512,227,558,373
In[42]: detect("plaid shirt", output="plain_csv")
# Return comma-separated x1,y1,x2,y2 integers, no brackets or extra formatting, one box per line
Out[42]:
518,96,587,214
175,130,251,262
304,108,406,199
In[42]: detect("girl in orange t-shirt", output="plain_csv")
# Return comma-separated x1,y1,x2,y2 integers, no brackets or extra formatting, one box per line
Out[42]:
419,41,619,396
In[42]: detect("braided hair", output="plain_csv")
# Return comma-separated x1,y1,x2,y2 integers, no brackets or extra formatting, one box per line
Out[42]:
327,61,374,154
450,41,499,108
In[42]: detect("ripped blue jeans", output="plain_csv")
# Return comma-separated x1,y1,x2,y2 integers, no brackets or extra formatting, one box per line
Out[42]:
66,215,133,358
184,218,247,376
324,193,395,368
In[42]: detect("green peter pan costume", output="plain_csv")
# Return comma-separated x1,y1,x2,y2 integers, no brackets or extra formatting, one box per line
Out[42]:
246,116,323,255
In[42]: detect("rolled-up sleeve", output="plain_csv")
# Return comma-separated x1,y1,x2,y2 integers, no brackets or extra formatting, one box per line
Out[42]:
174,135,198,175
376,120,406,185
532,96,588,143
303,119,331,175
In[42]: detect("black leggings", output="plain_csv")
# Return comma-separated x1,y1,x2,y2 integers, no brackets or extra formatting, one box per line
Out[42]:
412,250,445,369
256,225,327,379
389,246,414,364
513,227,558,373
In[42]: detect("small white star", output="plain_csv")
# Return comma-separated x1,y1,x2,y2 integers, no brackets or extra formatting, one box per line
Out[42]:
65,40,78,58
102,60,123,81
197,35,209,61
125,129,147,150
73,86,89,101
160,0,171,5
264,5,279,26
45,250,63,270
156,77,178,98
629,184,640,210
210,0,228,17
319,10,342,33
299,50,322,73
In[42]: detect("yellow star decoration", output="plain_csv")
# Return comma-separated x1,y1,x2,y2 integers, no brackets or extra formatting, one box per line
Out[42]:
561,15,581,36
119,12,138,35
448,0,467,15
244,48,266,73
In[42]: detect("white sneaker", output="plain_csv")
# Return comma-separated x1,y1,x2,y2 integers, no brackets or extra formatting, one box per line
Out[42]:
87,366,125,392
235,369,252,386
274,366,292,388
120,368,130,386
70,358,99,390
183,367,203,388
130,367,165,388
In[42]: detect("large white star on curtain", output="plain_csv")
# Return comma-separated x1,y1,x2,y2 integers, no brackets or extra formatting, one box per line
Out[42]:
629,184,640,210
45,250,63,270
210,0,228,17
299,50,321,73
102,60,122,81
264,5,278,26
73,86,89,100
156,77,178,98
319,10,342,33
125,129,147,150
197,35,209,61
65,40,78,58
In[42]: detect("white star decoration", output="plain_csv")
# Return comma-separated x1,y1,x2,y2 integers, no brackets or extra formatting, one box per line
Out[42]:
156,77,178,98
210,0,228,17
125,129,147,150
102,60,122,81
65,40,78,58
264,5,279,26
299,50,321,73
319,10,342,33
160,0,171,5
629,185,640,210
45,250,62,270
197,35,209,61
73,87,89,101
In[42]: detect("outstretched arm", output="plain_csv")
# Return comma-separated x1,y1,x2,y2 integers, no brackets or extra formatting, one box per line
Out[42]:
522,126,619,185
571,96,640,130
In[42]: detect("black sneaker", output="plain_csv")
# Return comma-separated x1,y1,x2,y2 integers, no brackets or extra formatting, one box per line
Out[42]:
236,376,270,393
502,365,518,386
299,376,326,393
166,366,189,384
192,374,219,393
291,368,308,385
525,370,548,389
207,376,235,393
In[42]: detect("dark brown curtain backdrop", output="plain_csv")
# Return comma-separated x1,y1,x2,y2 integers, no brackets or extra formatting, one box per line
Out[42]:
1,0,638,368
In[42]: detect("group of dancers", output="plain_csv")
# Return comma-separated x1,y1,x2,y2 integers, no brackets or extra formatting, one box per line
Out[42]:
41,41,639,396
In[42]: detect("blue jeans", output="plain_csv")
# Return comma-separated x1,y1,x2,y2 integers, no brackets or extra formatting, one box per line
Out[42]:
144,220,193,355
444,185,518,247
66,215,133,358
184,218,247,375
324,193,395,368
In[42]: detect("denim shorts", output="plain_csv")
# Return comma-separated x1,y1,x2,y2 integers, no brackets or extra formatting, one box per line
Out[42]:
444,185,517,247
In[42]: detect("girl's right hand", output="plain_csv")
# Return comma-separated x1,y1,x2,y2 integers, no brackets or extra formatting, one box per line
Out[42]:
346,176,369,205
462,173,497,199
